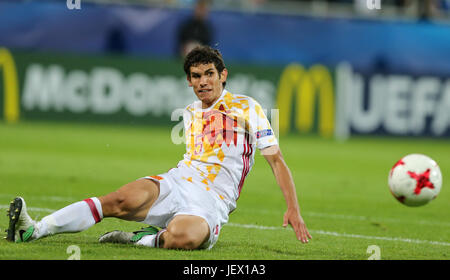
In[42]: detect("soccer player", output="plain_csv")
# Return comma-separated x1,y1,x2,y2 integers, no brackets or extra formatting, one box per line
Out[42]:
6,46,312,250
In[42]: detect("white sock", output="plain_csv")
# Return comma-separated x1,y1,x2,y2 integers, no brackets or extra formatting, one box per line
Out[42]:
135,229,166,248
34,197,103,239
136,235,157,247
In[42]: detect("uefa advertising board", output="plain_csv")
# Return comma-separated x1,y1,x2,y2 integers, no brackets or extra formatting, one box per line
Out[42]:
1,48,449,138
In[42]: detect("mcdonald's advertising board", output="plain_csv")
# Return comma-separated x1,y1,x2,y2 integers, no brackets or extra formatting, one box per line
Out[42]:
1,48,449,138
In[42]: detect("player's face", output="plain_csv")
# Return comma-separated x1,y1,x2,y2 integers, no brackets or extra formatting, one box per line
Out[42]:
188,63,228,109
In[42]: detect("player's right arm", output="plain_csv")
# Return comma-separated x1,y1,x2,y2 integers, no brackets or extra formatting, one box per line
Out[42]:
246,97,311,243
262,145,312,244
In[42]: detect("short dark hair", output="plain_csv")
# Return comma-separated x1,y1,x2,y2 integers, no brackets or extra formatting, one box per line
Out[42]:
183,45,226,87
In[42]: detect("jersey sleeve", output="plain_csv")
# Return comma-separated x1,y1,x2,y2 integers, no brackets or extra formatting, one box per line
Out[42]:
248,98,278,150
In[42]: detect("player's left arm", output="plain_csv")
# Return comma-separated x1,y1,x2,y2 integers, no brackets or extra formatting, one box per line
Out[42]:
261,145,312,243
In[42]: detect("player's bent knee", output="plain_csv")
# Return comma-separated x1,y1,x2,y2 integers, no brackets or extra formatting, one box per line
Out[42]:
164,217,210,250
166,230,203,250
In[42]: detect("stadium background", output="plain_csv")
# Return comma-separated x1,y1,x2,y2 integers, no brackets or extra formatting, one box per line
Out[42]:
1,0,450,260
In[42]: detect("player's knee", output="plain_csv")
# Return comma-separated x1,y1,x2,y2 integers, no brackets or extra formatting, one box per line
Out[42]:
175,238,198,250
100,191,128,218
165,225,203,250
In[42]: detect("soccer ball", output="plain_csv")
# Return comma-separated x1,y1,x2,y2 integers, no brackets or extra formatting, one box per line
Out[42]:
388,154,442,207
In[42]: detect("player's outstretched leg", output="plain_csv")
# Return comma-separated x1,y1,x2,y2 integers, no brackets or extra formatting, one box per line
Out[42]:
5,196,103,243
5,179,160,243
5,197,35,242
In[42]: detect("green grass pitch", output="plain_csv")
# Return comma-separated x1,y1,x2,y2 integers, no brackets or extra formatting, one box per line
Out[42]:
0,121,449,260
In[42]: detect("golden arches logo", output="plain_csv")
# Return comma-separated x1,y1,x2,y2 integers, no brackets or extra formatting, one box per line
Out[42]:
0,48,20,123
276,63,334,137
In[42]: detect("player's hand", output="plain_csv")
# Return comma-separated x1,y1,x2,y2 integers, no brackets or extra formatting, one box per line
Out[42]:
283,208,312,243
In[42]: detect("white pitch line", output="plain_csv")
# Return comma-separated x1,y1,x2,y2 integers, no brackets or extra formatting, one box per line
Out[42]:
1,202,450,247
238,208,450,227
312,229,450,247
3,193,450,228
306,212,450,227
225,223,450,247
0,194,77,202
0,205,56,213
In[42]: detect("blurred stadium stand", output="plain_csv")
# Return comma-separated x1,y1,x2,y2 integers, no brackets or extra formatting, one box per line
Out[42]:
1,0,449,138
2,0,448,71
50,0,450,21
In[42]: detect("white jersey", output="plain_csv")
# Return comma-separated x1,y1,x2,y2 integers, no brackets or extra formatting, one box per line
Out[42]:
176,89,278,213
